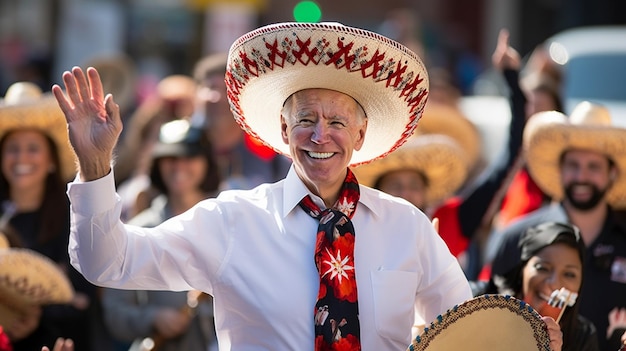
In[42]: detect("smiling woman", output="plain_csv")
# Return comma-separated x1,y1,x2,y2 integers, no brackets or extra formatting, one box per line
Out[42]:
478,222,599,351
0,84,96,351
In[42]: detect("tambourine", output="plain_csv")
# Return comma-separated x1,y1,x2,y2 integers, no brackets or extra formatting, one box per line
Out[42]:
408,294,550,351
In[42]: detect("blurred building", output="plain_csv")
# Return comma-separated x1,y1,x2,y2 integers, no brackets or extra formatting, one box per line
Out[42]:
0,0,624,97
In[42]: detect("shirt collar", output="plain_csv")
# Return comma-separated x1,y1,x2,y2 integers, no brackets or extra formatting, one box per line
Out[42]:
282,165,379,220
283,166,316,218
356,185,381,220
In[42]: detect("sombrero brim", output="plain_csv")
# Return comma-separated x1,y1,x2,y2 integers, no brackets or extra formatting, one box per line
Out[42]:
353,134,469,205
408,294,550,351
524,111,626,207
0,94,77,181
417,103,482,168
226,22,429,167
0,303,20,327
0,248,74,308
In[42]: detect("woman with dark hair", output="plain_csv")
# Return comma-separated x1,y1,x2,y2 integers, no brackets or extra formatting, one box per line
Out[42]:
127,118,221,220
480,222,599,351
0,85,96,351
101,118,220,351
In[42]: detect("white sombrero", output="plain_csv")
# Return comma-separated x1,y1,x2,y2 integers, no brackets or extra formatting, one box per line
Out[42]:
524,101,626,206
408,294,550,351
353,134,469,205
0,248,74,308
226,22,429,166
0,91,77,181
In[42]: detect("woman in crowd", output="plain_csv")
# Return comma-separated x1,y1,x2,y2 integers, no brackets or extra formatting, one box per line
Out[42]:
0,83,96,351
101,118,220,351
478,221,599,351
113,73,197,221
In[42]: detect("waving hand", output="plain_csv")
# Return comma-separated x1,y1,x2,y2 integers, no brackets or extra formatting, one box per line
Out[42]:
52,67,123,181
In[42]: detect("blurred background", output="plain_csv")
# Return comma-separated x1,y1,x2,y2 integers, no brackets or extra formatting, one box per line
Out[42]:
0,0,624,97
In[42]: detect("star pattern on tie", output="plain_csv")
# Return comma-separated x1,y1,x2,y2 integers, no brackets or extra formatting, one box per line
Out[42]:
322,247,354,283
335,197,356,217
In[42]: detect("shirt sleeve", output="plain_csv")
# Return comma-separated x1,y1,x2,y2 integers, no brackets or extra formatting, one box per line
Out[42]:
413,214,473,323
67,171,128,285
66,171,223,291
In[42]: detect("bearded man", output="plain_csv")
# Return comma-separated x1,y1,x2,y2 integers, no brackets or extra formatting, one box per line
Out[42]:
484,102,626,350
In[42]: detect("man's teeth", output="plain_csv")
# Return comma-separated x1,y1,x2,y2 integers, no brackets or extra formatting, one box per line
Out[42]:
308,151,334,159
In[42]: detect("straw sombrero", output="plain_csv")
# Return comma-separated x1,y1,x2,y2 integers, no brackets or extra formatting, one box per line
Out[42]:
85,55,136,114
408,294,550,351
416,103,481,168
353,134,469,205
0,233,8,249
225,22,429,167
1,81,43,106
524,101,626,206
0,248,74,308
0,93,77,181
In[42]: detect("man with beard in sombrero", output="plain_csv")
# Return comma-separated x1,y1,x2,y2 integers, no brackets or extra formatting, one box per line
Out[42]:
51,22,563,351
484,101,626,350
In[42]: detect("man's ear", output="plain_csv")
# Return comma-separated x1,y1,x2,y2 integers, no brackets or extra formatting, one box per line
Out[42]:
280,115,289,144
353,118,368,151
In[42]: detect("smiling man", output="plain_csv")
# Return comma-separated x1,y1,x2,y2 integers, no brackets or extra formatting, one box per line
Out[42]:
485,102,626,350
50,22,478,351
281,89,367,207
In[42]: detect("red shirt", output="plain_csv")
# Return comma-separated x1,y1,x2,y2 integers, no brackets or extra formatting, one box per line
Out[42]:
498,167,545,226
431,196,469,258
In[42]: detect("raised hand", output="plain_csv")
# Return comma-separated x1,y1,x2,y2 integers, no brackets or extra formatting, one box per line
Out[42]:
52,66,123,181
608,307,626,340
42,337,74,351
541,316,563,351
492,28,521,72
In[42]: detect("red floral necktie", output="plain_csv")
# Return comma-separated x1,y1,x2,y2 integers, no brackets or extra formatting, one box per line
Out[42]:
298,169,361,351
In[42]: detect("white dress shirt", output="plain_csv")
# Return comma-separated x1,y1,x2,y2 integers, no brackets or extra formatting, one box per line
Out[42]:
67,166,472,351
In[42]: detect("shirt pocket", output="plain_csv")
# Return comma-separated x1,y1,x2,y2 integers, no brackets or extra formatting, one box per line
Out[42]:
371,270,418,342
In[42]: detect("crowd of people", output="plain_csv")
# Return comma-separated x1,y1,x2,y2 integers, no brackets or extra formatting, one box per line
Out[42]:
0,17,624,351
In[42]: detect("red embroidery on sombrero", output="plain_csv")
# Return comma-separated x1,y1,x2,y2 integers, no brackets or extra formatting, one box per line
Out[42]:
224,22,430,167
227,33,426,103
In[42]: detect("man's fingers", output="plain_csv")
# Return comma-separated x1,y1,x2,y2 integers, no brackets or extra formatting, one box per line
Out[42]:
62,69,81,105
104,93,120,124
72,66,91,104
87,67,105,103
52,84,73,118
